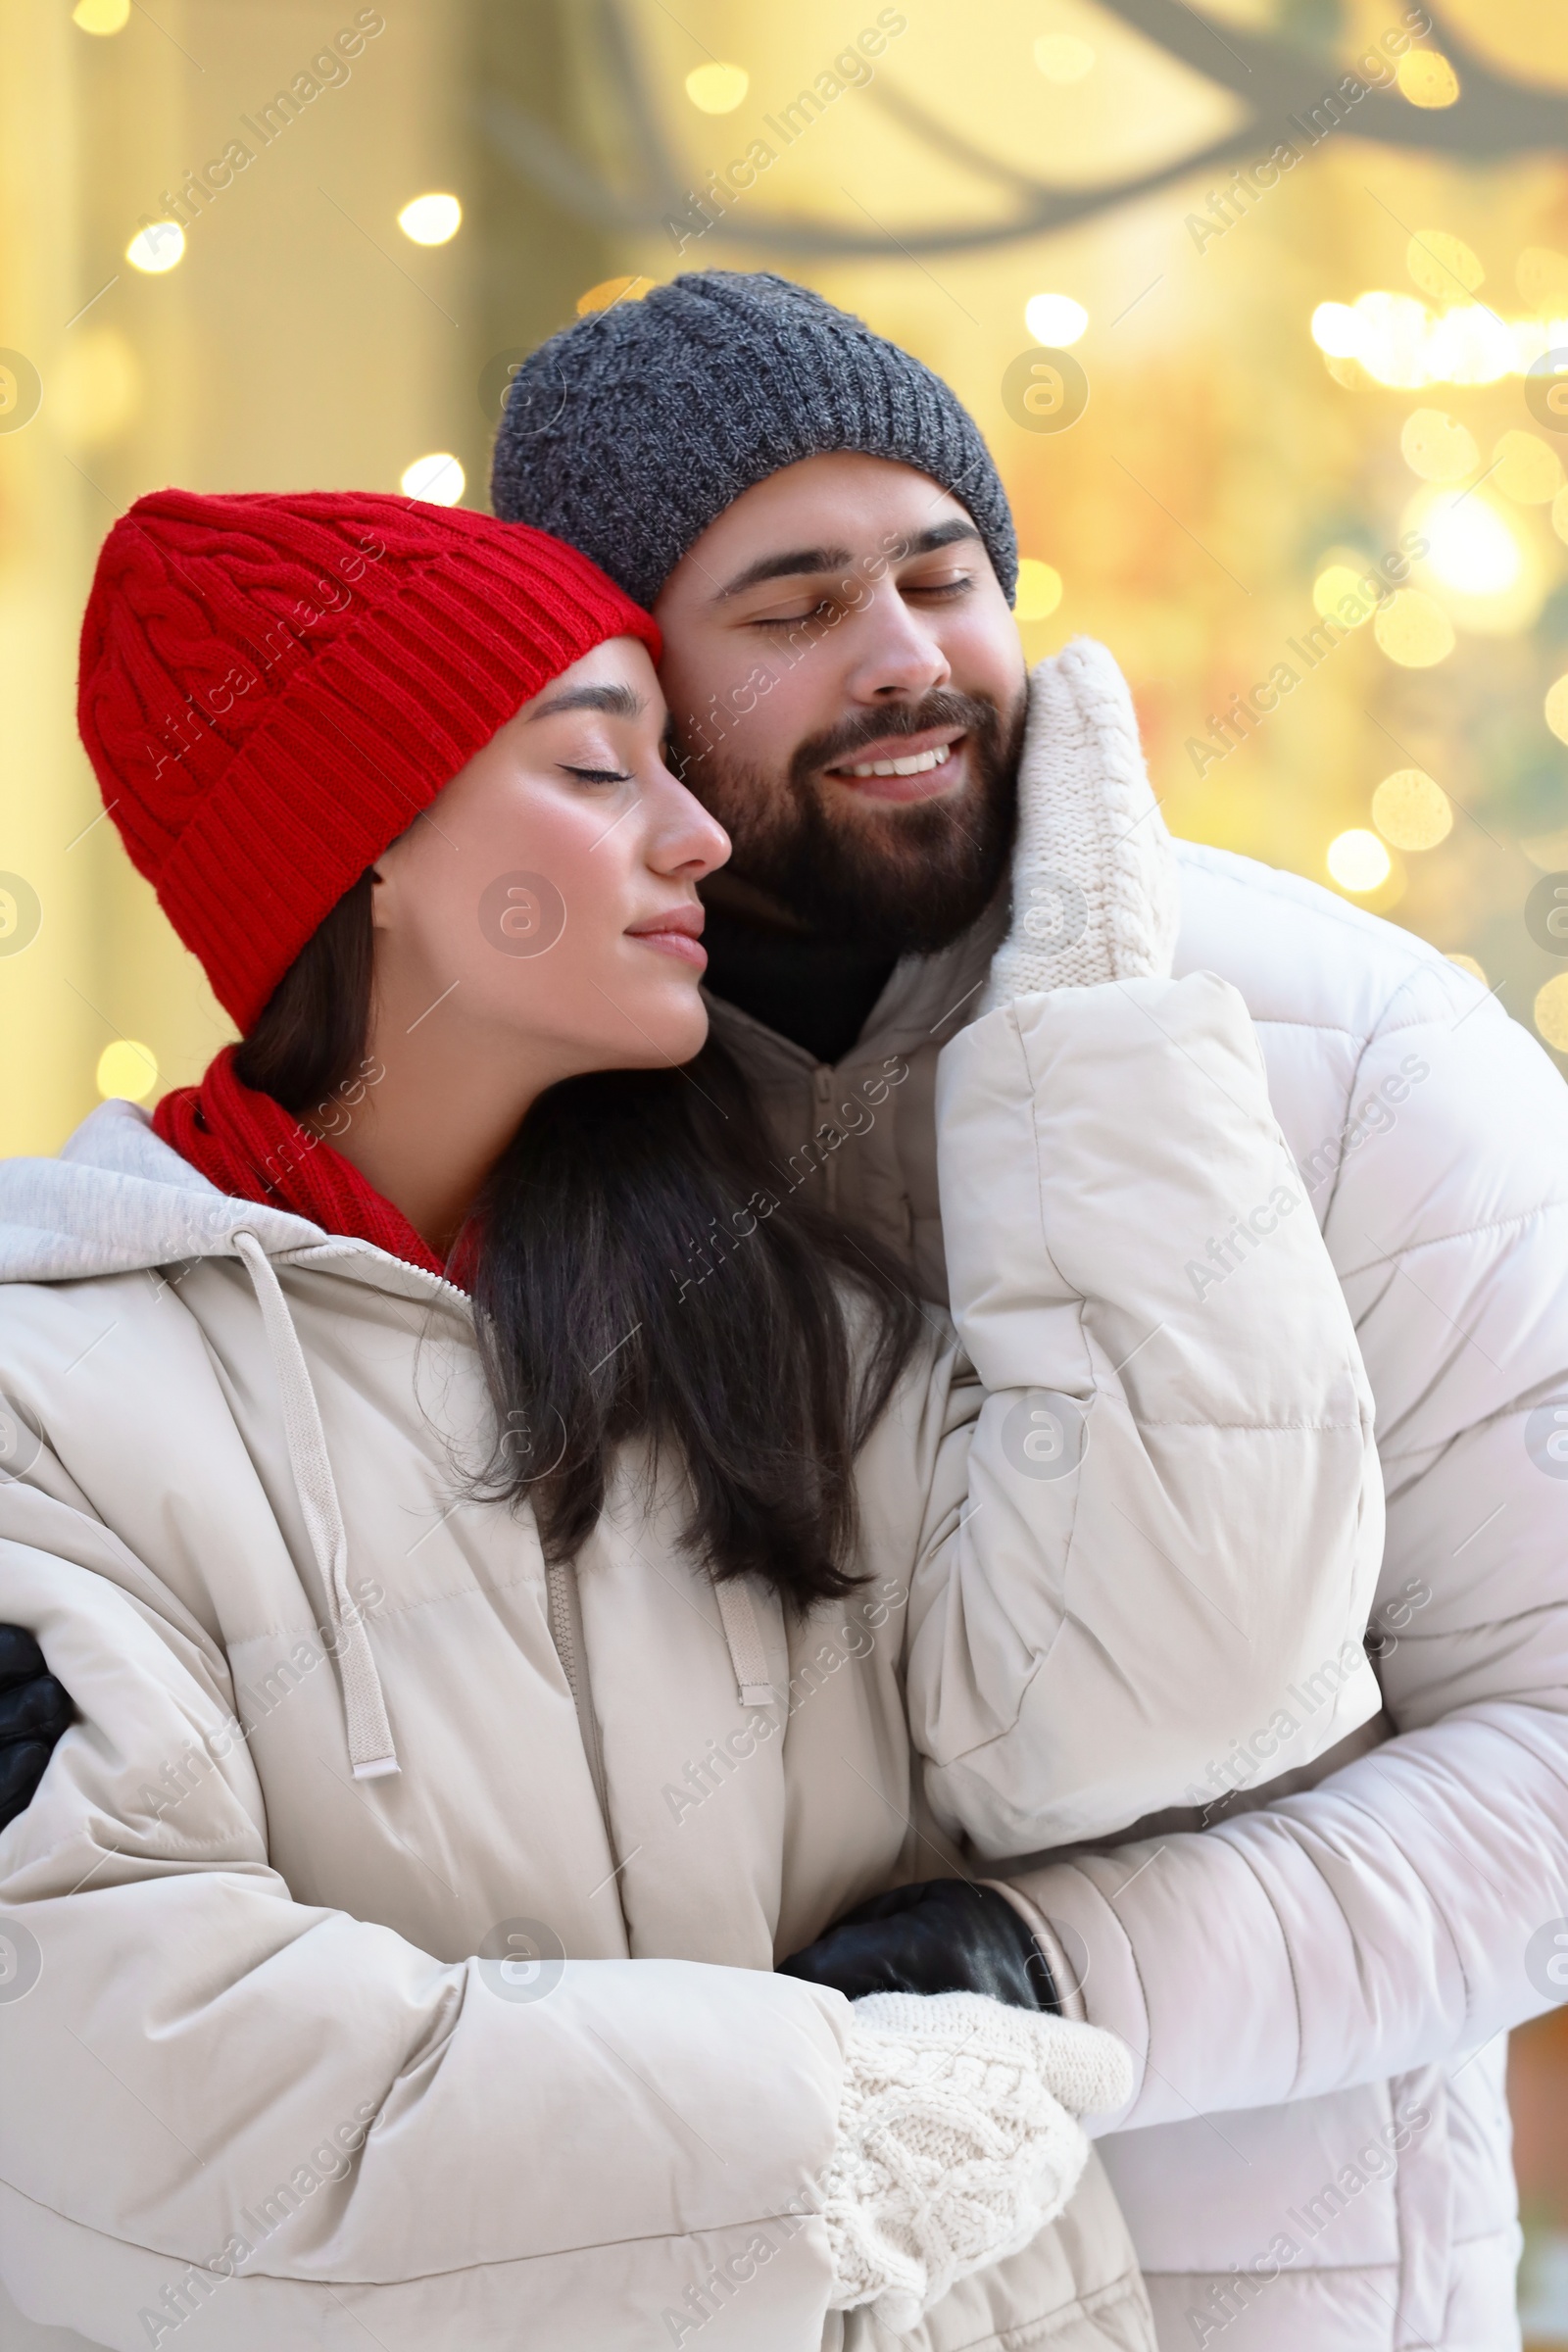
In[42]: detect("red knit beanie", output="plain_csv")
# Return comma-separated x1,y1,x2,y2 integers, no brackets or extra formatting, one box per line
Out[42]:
78,489,661,1030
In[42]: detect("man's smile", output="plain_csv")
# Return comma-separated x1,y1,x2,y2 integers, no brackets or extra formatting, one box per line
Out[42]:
822,726,969,804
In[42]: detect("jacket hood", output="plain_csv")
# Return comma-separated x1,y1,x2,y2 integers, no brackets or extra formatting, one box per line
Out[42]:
0,1099,428,1294
0,1102,468,1780
0,1099,778,1779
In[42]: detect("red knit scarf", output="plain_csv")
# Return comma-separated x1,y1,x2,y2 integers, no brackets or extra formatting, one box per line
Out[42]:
153,1045,463,1287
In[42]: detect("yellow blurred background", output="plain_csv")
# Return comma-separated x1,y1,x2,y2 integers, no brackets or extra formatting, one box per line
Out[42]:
1,0,1566,2332
7,0,1568,1150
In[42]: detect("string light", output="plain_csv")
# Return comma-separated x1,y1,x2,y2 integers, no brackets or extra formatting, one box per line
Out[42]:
96,1042,158,1102
1014,560,1063,620
1025,294,1088,346
126,222,184,273
397,194,462,246
1327,830,1392,893
1311,294,1568,388
1372,769,1452,852
685,63,748,113
400,454,465,505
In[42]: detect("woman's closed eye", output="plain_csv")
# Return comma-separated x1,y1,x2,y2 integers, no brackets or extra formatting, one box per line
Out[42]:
560,762,632,786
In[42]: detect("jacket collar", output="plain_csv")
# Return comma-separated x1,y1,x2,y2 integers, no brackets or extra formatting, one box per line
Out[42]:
704,890,1009,1075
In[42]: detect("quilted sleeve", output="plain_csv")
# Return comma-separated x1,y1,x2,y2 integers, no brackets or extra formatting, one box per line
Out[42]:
1004,956,1568,2123
902,969,1385,1856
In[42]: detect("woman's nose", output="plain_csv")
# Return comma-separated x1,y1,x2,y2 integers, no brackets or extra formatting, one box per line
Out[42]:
651,763,730,877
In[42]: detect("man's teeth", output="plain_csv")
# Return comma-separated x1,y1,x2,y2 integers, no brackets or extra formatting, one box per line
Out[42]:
841,743,953,778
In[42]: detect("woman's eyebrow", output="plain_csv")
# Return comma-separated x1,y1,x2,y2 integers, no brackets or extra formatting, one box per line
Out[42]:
527,683,647,720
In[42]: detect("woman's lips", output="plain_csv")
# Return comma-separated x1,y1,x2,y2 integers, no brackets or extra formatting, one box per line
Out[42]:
823,731,967,804
626,909,708,968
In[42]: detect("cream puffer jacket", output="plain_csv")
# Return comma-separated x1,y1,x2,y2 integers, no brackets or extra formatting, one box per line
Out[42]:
710,642,1568,2352
0,665,1382,2350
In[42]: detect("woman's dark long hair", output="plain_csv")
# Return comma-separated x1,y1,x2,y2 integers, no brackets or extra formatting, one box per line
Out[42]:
233,877,922,1607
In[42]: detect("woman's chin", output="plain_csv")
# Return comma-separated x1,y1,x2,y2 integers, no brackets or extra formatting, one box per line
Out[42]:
647,997,711,1067
593,988,710,1073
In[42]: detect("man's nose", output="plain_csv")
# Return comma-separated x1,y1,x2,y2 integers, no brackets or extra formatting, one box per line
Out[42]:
843,588,954,702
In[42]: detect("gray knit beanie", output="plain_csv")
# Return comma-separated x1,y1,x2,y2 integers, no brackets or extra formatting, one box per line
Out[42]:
489,270,1016,611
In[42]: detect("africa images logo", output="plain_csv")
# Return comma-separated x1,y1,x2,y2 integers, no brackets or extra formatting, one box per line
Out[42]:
478,871,567,957
1525,1401,1568,1479
1001,1391,1089,1480
1525,1918,1568,2001
0,1913,42,2004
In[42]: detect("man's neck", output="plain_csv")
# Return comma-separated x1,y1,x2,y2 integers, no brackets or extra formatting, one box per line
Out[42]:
699,875,901,1067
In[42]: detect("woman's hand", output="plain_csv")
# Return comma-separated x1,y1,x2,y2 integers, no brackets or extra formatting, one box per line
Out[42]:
982,637,1179,1010
0,1626,72,1830
780,1878,1058,2012
820,1990,1132,2330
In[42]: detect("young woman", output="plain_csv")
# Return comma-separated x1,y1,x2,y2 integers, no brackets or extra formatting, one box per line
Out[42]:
0,490,1383,2351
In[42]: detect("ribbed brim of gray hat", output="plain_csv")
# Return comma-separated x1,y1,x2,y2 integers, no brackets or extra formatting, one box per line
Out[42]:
489,270,1016,611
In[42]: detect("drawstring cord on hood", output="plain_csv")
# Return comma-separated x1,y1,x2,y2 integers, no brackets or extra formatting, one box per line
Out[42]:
229,1231,774,1771
233,1232,399,1780
712,1574,779,1710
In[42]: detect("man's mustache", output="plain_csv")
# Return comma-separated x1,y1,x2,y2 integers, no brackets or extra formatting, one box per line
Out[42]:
793,692,1004,780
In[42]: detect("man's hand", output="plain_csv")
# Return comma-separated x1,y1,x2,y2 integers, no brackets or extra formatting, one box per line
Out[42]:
779,1878,1058,2012
0,1627,72,1830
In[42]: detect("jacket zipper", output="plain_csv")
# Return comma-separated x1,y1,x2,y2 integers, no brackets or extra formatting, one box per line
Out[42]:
545,1556,613,1834
812,1065,839,1215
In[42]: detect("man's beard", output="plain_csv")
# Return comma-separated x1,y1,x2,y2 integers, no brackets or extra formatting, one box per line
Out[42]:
682,686,1025,956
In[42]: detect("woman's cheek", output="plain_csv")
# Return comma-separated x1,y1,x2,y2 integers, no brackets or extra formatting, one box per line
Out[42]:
556,831,621,960
505,806,608,955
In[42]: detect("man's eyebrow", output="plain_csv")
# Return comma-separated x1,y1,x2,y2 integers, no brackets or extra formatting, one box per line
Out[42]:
715,545,856,601
903,519,984,558
527,682,646,719
713,517,983,602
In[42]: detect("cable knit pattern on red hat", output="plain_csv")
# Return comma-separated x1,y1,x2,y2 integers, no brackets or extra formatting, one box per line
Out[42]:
78,489,660,1029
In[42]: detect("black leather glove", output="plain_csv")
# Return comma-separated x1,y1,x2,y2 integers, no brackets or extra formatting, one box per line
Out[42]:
0,1626,72,1831
778,1877,1059,2012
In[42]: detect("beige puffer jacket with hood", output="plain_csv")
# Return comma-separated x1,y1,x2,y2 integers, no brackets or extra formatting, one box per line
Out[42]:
710,641,1568,2352
0,658,1383,2352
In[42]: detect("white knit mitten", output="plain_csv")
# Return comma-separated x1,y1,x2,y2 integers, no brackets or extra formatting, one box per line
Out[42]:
821,1990,1134,2333
981,638,1179,1012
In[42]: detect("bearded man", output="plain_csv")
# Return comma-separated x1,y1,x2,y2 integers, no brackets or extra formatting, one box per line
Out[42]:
484,270,1568,2352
